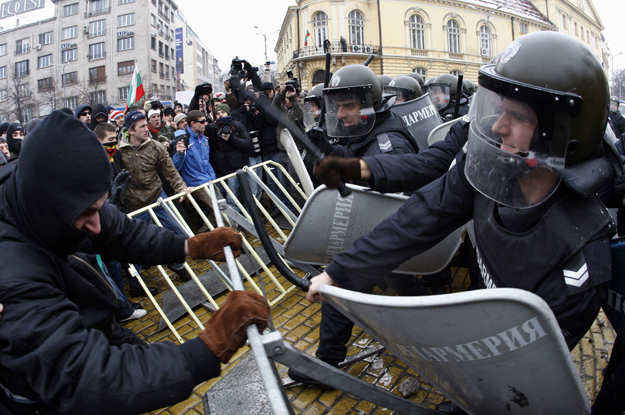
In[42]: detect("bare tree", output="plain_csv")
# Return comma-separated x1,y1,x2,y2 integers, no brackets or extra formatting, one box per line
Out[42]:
70,75,107,107
35,74,62,117
611,68,625,101
1,66,39,124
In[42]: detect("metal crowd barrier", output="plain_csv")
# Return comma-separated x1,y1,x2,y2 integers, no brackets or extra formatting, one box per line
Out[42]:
123,161,310,343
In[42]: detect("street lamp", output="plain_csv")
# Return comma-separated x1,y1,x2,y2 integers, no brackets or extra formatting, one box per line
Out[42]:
254,25,279,63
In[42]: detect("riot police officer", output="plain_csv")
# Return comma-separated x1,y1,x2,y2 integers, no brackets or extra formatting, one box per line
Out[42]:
383,75,423,104
405,71,425,88
427,73,470,120
609,96,625,137
308,32,614,411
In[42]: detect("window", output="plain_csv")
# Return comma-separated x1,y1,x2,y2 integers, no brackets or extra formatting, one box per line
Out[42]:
90,0,107,15
89,42,105,60
119,0,135,4
61,48,77,63
414,68,427,77
171,47,174,59
63,3,79,16
39,32,53,45
313,12,328,49
166,86,170,97
17,84,29,98
0,66,6,79
151,0,155,5
119,86,128,100
150,14,156,27
164,47,169,59
158,20,163,34
16,38,30,55
89,91,106,105
62,26,77,40
559,13,568,31
520,23,528,34
0,44,6,56
447,20,460,53
348,10,364,45
574,22,578,36
118,60,134,75
450,70,461,77
151,59,157,72
89,19,106,37
0,90,6,102
170,11,174,21
409,15,425,49
65,96,78,109
38,54,53,69
118,13,134,27
62,71,78,86
172,67,175,78
15,60,29,78
38,77,54,92
480,25,491,57
580,25,584,40
158,41,163,56
159,62,164,78
89,66,106,84
587,30,590,42
165,64,169,78
151,36,156,50
117,36,134,51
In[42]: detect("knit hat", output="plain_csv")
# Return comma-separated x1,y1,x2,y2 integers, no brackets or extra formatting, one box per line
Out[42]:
174,113,187,125
260,82,273,91
163,107,175,117
124,111,146,130
109,110,124,121
147,109,161,119
215,104,231,115
215,92,226,100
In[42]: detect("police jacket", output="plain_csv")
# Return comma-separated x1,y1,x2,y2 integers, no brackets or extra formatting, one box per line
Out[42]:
609,111,625,138
325,112,418,161
326,125,614,343
0,165,219,415
172,126,216,186
440,96,470,122
206,119,253,177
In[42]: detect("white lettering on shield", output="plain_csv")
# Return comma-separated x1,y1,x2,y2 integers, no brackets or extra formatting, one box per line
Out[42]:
325,193,355,259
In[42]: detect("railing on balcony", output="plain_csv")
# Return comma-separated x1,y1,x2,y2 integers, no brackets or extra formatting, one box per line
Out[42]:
159,51,164,58
85,6,111,17
157,9,169,22
449,52,464,60
293,43,379,59
411,49,428,57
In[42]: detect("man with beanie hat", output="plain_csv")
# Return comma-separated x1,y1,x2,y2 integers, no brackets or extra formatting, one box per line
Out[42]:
0,109,269,414
174,113,188,130
117,111,195,288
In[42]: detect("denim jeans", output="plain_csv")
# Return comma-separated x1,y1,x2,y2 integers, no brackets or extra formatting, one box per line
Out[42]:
262,151,294,211
132,191,185,274
217,176,241,214
247,155,264,200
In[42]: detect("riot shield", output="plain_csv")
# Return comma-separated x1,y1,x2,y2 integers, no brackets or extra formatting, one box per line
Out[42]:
320,285,591,415
604,236,625,344
279,129,315,197
284,184,463,275
391,94,442,151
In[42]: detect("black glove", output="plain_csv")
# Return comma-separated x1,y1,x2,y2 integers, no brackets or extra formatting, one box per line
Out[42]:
108,170,131,207
313,156,361,189
307,127,333,156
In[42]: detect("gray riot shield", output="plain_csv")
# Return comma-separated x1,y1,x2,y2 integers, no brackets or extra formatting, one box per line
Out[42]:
391,94,443,151
279,129,315,197
284,184,463,275
319,285,590,415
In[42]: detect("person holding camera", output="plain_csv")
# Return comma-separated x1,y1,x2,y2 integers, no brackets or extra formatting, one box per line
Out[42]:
206,104,253,213
232,95,263,199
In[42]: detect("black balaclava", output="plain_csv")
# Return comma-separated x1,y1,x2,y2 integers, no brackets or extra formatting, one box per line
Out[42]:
3,110,110,256
6,123,24,156
89,103,109,131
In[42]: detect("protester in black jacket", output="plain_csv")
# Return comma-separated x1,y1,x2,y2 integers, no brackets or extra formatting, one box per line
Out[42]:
0,110,269,415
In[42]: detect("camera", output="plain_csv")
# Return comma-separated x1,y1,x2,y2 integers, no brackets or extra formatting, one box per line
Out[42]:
218,124,233,136
150,100,164,111
198,82,212,96
248,103,258,114
285,80,297,93
230,56,248,75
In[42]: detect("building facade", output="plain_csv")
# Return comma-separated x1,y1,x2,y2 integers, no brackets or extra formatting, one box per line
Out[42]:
0,0,181,123
275,0,608,93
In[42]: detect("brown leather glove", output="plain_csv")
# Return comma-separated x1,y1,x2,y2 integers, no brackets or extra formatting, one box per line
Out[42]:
313,156,362,189
187,227,243,261
198,290,270,363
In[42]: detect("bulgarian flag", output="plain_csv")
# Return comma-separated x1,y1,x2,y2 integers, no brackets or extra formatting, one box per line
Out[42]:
304,30,311,47
127,65,145,108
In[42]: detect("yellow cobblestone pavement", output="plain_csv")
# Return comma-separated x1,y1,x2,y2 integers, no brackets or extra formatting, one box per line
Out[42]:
123,237,617,415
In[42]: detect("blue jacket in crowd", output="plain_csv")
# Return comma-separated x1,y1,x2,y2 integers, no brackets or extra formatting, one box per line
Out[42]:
172,126,216,186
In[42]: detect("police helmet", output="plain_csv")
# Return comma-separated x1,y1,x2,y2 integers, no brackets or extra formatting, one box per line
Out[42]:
377,75,393,88
384,75,423,103
465,32,609,208
405,72,425,87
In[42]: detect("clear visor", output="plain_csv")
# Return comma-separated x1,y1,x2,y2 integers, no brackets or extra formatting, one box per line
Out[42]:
427,83,451,110
304,99,321,130
323,87,376,138
383,86,411,103
464,87,567,208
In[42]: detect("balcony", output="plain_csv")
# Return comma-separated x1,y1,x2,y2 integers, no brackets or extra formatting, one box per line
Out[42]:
159,51,164,58
292,43,379,59
449,52,464,60
164,34,170,41
157,9,169,22
85,6,111,17
159,71,164,79
158,30,163,37
410,49,428,57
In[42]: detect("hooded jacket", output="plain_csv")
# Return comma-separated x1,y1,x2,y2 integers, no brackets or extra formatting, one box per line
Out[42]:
89,103,109,131
74,104,92,119
0,110,218,414
5,123,23,162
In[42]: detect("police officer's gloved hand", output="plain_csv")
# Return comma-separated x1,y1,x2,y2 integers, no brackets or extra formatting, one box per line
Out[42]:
108,170,131,207
198,290,270,363
307,128,333,155
314,156,361,189
187,227,243,261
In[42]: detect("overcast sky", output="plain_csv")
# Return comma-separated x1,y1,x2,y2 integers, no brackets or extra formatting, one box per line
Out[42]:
7,0,625,74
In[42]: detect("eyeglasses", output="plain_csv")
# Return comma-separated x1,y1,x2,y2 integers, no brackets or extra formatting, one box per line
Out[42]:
80,111,91,116
197,119,207,124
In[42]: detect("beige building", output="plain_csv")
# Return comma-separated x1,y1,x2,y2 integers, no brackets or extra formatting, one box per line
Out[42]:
275,0,608,92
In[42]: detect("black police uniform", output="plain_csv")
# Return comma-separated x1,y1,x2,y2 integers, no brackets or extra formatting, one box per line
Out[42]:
609,111,625,138
439,95,470,122
326,126,613,351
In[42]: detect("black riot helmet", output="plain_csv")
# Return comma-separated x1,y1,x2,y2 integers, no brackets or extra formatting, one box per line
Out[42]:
610,96,620,113
405,72,425,87
303,83,324,130
324,64,390,138
465,32,609,209
377,75,393,88
384,75,423,103
464,80,476,97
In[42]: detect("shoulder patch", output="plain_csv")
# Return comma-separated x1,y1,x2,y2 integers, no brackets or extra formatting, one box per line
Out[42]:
377,133,393,153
